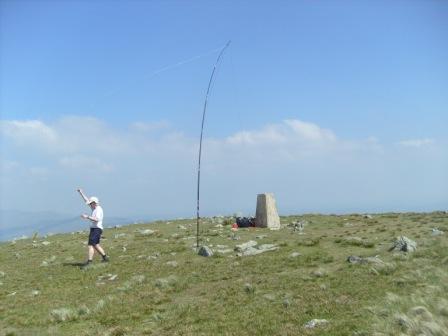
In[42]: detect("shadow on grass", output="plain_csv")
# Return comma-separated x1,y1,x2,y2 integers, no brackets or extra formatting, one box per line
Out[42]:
63,262,86,267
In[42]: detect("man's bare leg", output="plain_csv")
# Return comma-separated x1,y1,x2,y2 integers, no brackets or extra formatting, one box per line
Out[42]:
94,244,109,262
88,245,95,260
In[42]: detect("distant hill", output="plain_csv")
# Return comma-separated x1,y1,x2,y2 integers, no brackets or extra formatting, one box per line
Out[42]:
0,210,142,241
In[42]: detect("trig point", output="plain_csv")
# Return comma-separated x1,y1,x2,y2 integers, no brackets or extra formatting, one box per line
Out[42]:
255,193,280,229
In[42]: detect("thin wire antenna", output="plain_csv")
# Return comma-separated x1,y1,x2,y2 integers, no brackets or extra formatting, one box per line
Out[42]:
196,40,231,249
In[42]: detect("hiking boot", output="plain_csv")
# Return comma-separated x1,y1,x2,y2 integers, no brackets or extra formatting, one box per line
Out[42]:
102,255,110,263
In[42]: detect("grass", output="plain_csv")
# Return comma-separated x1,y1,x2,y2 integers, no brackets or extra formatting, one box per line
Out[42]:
0,212,447,335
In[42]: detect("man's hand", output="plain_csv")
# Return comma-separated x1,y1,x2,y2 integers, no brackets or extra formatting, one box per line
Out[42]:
81,214,89,219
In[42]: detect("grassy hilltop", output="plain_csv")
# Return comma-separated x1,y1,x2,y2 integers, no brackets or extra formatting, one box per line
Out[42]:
1,212,447,336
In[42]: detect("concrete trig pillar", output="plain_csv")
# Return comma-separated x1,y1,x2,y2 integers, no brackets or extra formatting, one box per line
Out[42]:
255,193,280,229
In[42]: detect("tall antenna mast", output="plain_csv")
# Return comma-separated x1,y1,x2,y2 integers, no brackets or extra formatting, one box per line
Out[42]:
196,41,231,249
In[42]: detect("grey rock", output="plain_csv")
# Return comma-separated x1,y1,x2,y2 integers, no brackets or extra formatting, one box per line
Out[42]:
431,228,444,236
50,308,76,322
235,240,258,251
290,252,301,258
198,246,213,257
166,261,178,267
235,240,278,256
347,255,384,265
311,269,326,277
263,293,276,301
237,246,263,256
244,283,255,294
304,319,329,328
216,249,233,254
154,275,177,288
390,236,417,252
138,229,155,236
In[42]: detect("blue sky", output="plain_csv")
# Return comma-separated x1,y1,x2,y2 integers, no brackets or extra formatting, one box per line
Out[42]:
1,0,447,219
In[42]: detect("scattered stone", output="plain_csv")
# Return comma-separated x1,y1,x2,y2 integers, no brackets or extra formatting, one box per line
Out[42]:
114,233,127,239
198,246,214,257
290,252,301,258
216,249,233,254
244,283,255,294
0,271,5,277
311,269,326,278
364,214,373,219
283,298,291,308
31,290,40,296
347,255,384,265
138,229,155,236
178,225,187,230
258,244,278,251
235,240,278,256
109,274,118,281
389,236,417,252
290,220,307,233
51,308,76,322
41,255,57,267
166,261,178,267
7,292,16,297
154,275,177,289
235,241,258,251
256,235,268,239
263,293,276,301
304,319,329,329
41,241,51,246
431,228,444,236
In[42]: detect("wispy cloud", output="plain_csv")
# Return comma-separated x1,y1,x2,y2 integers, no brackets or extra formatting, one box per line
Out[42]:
397,138,435,148
1,116,446,215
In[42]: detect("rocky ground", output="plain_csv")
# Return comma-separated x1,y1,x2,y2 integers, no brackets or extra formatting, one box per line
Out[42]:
0,212,447,335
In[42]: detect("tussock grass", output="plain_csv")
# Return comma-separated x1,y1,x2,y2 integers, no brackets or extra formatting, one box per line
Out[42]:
0,212,446,335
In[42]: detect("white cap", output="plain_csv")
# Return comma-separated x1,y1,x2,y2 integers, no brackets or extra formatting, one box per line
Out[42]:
86,196,99,205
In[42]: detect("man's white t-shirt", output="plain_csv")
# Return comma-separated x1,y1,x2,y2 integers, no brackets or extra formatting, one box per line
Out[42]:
91,206,104,230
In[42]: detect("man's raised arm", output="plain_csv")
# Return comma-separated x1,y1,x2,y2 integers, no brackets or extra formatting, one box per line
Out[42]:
77,188,89,203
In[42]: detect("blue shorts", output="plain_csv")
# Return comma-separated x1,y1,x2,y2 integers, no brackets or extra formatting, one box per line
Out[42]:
88,228,103,246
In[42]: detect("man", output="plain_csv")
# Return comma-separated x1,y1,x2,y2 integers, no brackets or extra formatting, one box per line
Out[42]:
77,188,109,267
